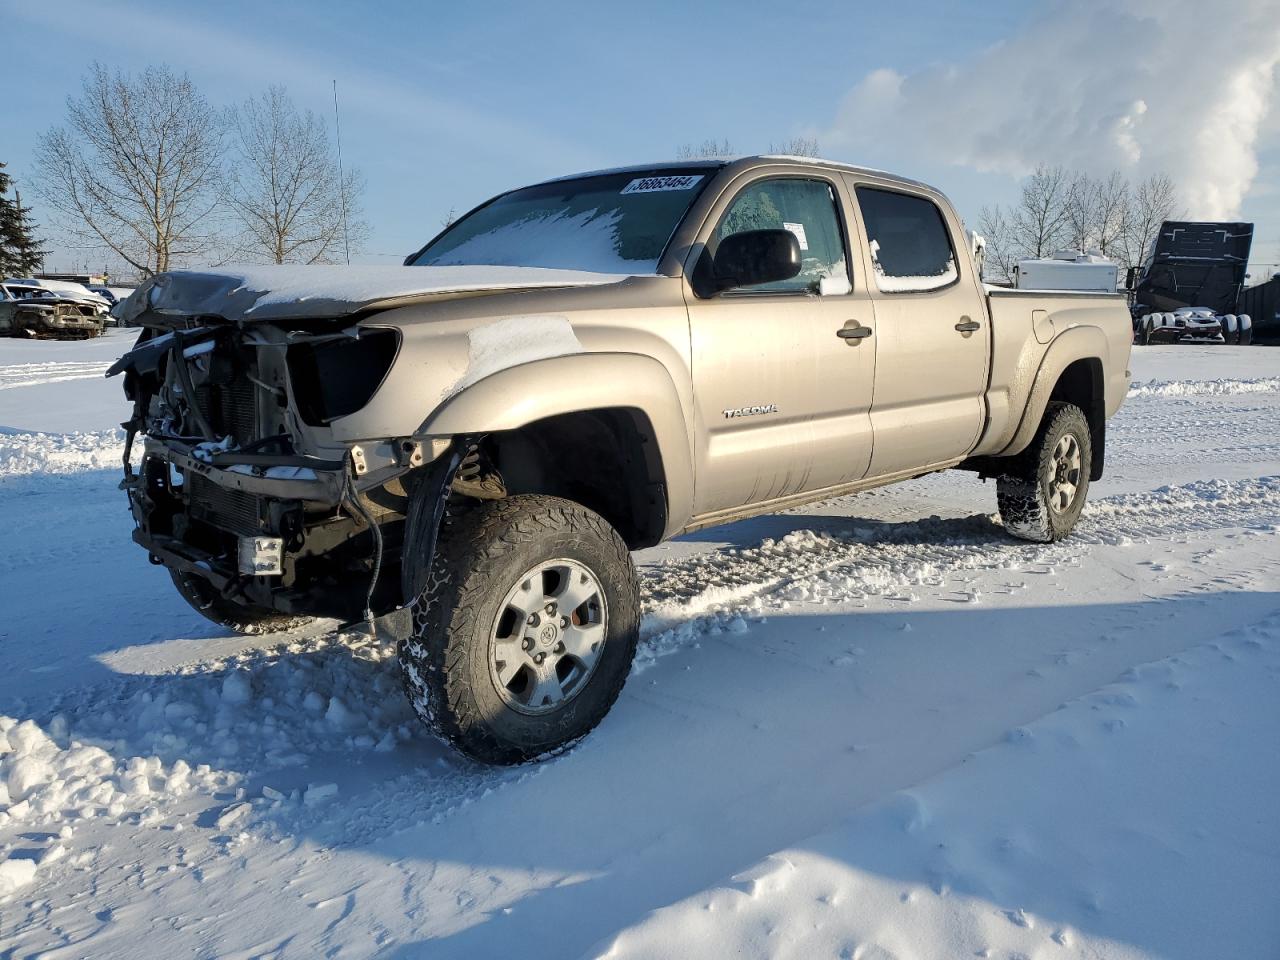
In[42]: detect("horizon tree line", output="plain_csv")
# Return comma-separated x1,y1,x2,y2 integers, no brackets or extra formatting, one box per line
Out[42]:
977,165,1181,284
30,63,366,280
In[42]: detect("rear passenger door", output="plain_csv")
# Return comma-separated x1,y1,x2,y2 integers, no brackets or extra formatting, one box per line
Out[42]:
847,181,989,477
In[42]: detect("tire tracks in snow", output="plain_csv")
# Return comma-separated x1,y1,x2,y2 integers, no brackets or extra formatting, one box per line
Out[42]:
635,475,1280,668
2,467,1277,852
0,361,112,391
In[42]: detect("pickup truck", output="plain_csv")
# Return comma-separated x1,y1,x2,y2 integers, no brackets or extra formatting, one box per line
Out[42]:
109,156,1133,764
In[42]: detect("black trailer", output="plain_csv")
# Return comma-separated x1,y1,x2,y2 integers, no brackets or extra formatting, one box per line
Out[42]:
1129,221,1253,317
1127,221,1254,345
1238,275,1280,344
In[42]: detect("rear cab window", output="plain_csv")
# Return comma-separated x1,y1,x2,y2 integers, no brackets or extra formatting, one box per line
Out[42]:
855,186,958,293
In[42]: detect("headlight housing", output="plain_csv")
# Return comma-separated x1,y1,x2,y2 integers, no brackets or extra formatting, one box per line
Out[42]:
286,328,400,425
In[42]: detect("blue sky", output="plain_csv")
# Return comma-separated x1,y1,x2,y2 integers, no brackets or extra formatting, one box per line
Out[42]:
5,0,1279,276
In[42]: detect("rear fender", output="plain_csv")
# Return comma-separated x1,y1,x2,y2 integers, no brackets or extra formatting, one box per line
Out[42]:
997,325,1113,460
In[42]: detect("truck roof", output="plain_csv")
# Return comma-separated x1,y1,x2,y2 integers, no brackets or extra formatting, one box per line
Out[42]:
536,155,938,195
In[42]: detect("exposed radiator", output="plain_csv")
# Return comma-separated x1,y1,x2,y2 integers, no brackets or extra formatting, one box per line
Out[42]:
187,473,264,536
193,379,258,446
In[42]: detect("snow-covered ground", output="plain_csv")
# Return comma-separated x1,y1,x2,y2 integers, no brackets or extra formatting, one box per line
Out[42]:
0,331,1277,958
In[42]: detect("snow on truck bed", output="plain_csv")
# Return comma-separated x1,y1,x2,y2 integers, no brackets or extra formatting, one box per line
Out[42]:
0,336,1278,958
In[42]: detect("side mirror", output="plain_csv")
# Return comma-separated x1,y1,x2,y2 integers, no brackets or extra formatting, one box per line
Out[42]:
1125,266,1140,290
712,229,802,291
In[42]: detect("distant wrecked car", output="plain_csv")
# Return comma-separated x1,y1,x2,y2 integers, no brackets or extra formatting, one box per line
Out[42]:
0,284,104,339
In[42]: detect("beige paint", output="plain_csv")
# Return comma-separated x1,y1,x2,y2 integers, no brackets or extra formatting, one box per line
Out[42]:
251,157,1131,541
681,166,877,514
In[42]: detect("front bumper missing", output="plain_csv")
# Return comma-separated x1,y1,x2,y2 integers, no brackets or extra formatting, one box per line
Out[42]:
127,433,463,620
145,437,347,505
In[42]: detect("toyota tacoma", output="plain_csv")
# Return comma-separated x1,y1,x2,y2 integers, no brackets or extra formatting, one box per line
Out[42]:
109,156,1133,763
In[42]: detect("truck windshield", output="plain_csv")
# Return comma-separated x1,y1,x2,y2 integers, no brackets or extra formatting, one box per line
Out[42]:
409,169,712,275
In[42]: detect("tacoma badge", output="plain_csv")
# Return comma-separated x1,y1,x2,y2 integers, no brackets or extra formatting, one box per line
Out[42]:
723,404,778,419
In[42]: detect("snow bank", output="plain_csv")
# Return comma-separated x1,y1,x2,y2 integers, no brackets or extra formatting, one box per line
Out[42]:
1128,376,1280,398
0,712,217,832
0,429,126,479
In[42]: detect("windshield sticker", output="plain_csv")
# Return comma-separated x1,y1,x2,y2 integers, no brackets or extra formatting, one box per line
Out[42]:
783,221,809,251
620,175,703,195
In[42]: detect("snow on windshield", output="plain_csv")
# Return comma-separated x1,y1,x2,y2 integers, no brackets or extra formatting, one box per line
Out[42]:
413,169,708,275
423,208,642,275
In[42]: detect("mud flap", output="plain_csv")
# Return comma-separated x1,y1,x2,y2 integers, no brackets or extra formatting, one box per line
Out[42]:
399,442,465,608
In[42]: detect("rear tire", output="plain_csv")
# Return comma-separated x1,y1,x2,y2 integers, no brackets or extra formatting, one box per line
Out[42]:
169,570,311,634
996,402,1092,543
1238,324,1253,346
399,495,640,765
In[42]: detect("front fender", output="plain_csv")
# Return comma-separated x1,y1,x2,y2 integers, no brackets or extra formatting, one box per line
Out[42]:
422,352,695,538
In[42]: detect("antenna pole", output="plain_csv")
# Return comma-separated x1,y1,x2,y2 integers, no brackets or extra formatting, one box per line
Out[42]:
333,79,351,266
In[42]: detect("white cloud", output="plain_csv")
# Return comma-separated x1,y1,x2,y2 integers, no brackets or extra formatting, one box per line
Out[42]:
825,0,1280,220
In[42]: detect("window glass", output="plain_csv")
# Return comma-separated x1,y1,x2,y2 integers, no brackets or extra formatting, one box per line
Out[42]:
856,187,957,292
714,178,850,294
412,169,710,275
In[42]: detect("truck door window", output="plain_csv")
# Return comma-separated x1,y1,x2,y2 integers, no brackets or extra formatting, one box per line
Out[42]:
856,187,957,293
714,178,850,294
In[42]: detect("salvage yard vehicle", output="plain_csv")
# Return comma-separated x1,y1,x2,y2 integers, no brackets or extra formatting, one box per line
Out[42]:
110,156,1133,763
4,277,111,314
1134,305,1252,345
1128,220,1254,345
0,283,104,339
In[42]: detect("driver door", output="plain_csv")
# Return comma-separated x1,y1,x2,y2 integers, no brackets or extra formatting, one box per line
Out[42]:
685,173,877,518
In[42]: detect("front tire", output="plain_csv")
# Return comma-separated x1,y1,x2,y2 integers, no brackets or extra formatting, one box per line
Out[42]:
996,402,1092,543
399,495,640,765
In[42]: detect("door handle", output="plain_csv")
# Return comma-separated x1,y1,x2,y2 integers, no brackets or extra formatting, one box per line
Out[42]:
837,324,873,341
955,317,981,333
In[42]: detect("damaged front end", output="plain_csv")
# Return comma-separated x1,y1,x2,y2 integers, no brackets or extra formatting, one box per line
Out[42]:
110,315,458,625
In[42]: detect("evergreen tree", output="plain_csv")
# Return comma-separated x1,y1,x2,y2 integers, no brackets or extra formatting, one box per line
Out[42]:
0,162,46,276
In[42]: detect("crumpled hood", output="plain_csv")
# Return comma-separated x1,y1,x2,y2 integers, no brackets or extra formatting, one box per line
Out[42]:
121,263,636,324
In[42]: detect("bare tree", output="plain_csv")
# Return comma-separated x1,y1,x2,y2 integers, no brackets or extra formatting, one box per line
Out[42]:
1121,172,1180,270
1010,164,1072,259
676,138,734,160
1063,172,1102,254
976,204,1018,283
33,63,225,276
225,86,365,264
769,137,821,157
1092,171,1130,260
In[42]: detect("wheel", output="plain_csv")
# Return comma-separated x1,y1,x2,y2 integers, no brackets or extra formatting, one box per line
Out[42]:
1140,318,1155,345
1238,320,1253,345
996,402,1092,543
169,569,311,634
400,495,640,765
